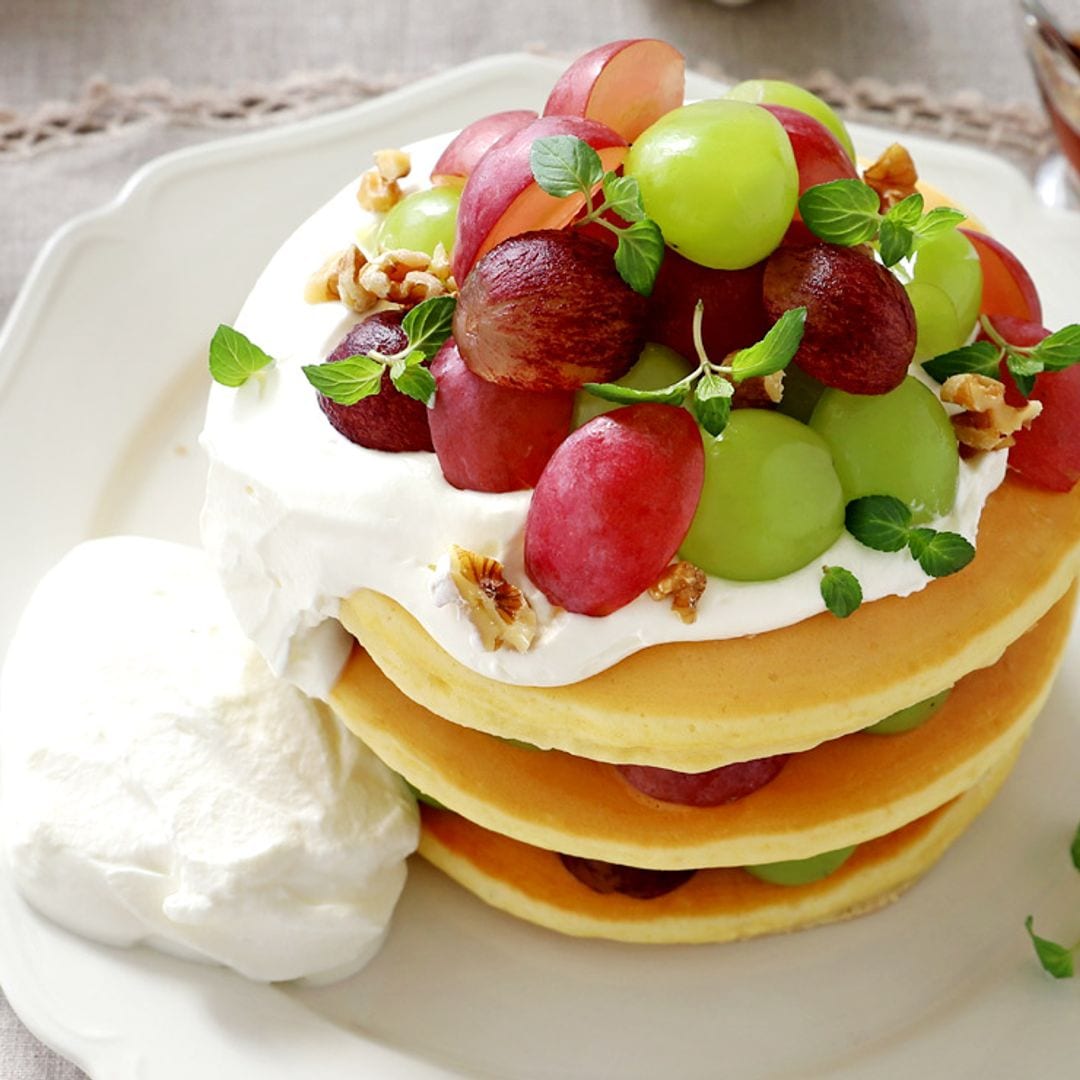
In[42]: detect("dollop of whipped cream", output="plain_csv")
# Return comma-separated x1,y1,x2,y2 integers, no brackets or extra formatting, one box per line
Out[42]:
200,133,1008,693
0,537,418,984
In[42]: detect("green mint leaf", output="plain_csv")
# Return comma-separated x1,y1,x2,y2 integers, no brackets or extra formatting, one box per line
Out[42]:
529,135,604,199
1071,820,1080,872
923,341,1002,384
845,495,913,553
798,180,882,246
912,206,966,245
401,295,456,361
1031,324,1080,371
582,378,690,407
908,528,976,577
885,192,924,229
302,354,385,406
692,371,734,437
1005,350,1042,398
878,217,914,267
614,218,665,297
821,565,863,618
208,324,275,387
601,172,646,223
391,362,437,408
1025,916,1075,979
729,307,807,382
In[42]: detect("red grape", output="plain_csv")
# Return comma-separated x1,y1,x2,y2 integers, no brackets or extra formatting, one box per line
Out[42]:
559,854,695,898
761,104,858,196
617,754,791,807
524,404,704,615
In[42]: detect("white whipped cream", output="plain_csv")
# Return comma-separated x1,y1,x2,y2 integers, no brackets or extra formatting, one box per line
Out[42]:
0,537,418,984
200,133,1007,692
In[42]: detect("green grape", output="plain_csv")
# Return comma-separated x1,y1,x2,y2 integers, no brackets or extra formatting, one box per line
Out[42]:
907,229,982,352
378,185,461,257
401,777,446,810
906,281,963,361
679,410,845,581
572,342,692,428
625,100,798,270
776,362,827,423
745,844,857,886
863,687,953,735
725,78,856,161
810,376,959,523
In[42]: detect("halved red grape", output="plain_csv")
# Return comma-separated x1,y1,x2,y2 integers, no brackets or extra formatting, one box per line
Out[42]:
761,104,858,196
616,754,790,807
559,854,695,899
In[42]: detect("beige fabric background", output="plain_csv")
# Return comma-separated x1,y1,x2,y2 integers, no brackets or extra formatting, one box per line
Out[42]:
0,0,1060,1076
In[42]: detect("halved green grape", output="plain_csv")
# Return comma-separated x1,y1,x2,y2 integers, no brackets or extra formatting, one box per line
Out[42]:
776,362,828,423
907,229,983,353
402,778,446,810
624,100,798,270
572,342,693,428
745,844,857,886
810,376,959,523
906,281,964,362
725,78,856,161
679,410,845,581
378,185,462,256
863,687,953,735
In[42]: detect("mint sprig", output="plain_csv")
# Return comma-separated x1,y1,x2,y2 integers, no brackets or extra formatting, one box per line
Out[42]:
845,495,975,577
301,295,454,408
798,182,965,267
529,135,664,296
582,303,807,437
209,325,275,387
820,565,863,618
1072,820,1080,872
1025,818,1080,979
924,315,1080,399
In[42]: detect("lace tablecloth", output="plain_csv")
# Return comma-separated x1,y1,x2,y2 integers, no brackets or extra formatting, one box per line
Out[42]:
0,0,1060,1076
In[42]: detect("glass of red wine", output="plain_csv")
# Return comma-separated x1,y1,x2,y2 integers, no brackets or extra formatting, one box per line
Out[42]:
1022,0,1080,207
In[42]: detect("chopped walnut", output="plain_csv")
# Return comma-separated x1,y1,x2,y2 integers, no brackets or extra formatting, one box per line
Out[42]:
447,546,537,652
732,370,785,408
304,243,456,313
648,560,707,624
374,148,411,182
940,372,1043,452
863,143,919,211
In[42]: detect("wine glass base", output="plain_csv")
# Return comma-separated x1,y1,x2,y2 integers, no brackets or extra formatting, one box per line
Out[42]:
1033,152,1080,209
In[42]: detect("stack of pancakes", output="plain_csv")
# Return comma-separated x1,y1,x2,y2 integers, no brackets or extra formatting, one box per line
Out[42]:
329,475,1080,943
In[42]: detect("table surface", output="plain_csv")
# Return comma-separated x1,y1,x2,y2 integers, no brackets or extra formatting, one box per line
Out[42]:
0,0,1061,1076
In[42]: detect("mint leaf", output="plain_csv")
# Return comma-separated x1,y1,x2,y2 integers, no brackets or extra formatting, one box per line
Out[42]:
1032,324,1080,371
729,307,807,382
529,135,604,199
208,324,275,387
582,379,690,407
1005,350,1042,398
601,172,646,223
614,218,665,296
821,566,863,618
1071,820,1080,872
1025,916,1076,979
923,341,1001,384
302,354,385,405
692,371,734,437
913,206,966,245
391,363,437,408
845,495,912,553
886,193,924,229
798,180,882,246
908,528,975,577
401,295,456,361
878,217,914,267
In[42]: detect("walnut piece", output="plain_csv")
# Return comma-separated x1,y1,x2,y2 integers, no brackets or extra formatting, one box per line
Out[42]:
374,148,411,182
304,243,456,313
648,560,707,624
940,372,1043,451
447,546,537,652
863,143,919,211
732,370,785,408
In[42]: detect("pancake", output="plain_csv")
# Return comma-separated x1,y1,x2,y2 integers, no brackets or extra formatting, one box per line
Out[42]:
341,475,1080,770
333,587,1074,868
416,744,1019,944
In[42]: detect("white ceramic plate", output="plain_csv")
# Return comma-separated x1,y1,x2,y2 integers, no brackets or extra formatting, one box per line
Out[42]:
1,55,1079,1080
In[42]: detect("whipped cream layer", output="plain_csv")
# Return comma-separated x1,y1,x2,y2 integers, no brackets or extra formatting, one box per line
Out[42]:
0,537,418,984
201,133,1007,692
